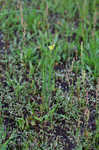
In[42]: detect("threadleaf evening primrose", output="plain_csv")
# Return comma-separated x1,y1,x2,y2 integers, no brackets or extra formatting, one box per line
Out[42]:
48,44,55,51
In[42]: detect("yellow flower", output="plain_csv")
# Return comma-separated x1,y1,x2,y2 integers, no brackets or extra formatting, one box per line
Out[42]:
48,44,55,51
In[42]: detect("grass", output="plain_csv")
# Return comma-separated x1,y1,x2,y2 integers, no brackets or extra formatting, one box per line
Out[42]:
0,0,99,149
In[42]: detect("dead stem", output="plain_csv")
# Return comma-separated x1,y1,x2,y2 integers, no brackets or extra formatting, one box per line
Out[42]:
18,0,26,41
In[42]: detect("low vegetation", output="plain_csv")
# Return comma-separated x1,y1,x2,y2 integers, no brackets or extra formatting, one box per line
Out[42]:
0,0,99,149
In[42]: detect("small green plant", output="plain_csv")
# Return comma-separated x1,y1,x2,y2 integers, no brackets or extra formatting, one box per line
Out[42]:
83,34,99,78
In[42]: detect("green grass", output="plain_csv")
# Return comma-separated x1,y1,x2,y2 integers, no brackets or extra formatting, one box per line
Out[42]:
0,0,99,149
